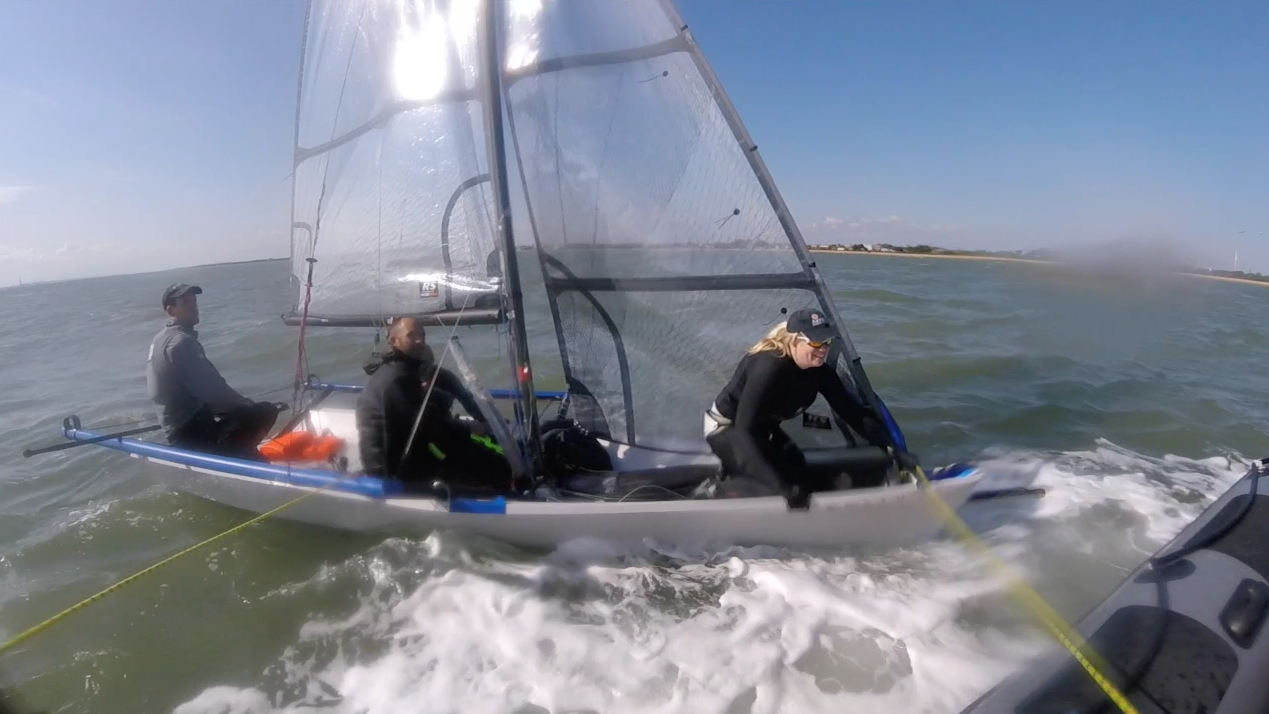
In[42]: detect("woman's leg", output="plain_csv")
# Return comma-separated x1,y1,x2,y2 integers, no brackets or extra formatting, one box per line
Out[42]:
706,426,785,495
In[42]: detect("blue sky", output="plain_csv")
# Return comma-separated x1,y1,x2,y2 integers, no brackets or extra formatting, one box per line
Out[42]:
0,0,1264,285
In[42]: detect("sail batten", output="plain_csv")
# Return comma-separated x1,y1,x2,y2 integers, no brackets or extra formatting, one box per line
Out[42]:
294,93,484,166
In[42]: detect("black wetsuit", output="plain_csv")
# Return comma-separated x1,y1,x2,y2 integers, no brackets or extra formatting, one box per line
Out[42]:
706,350,891,506
355,350,512,492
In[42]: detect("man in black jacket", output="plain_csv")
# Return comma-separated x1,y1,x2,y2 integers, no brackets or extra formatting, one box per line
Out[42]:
354,317,513,493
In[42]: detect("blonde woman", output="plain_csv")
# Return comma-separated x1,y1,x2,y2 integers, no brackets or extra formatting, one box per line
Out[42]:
702,307,892,508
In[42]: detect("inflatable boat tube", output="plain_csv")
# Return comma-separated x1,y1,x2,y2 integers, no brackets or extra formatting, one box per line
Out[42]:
959,457,1269,714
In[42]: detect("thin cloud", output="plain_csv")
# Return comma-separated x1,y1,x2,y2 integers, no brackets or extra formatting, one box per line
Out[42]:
0,186,37,204
18,88,57,107
0,245,40,262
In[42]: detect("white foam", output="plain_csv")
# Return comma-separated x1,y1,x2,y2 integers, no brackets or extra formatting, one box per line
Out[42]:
174,443,1250,714
1028,440,1247,546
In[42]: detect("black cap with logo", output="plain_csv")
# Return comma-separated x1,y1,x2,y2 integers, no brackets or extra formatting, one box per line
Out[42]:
786,307,834,343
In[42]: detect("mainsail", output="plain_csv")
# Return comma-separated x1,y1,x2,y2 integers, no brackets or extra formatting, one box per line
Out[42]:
283,0,901,469
284,0,507,327
282,0,547,471
500,0,892,454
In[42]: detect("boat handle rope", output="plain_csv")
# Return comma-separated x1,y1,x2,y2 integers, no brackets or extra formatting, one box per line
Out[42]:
0,475,348,657
903,457,1140,714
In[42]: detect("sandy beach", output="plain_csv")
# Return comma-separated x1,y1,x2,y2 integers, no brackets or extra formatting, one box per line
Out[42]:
808,249,1269,289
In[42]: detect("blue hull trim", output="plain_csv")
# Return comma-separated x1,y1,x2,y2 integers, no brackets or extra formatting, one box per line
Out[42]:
450,496,508,514
928,462,975,481
64,427,405,498
63,428,514,513
306,380,566,402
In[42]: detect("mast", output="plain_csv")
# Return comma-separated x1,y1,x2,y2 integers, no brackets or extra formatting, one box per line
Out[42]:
479,0,545,478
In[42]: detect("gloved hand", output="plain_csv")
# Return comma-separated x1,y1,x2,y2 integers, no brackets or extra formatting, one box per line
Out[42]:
894,450,920,473
785,483,810,510
859,415,892,446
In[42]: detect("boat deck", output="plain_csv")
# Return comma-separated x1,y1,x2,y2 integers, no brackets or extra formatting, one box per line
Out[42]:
297,405,722,477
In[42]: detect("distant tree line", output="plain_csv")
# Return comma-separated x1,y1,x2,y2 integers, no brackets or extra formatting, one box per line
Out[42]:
810,242,1057,260
807,243,1269,283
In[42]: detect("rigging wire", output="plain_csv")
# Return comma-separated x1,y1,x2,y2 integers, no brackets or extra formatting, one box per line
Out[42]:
400,291,476,467
290,256,318,412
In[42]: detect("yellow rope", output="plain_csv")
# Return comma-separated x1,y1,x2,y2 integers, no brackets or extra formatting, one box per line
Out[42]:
910,462,1139,714
0,479,341,655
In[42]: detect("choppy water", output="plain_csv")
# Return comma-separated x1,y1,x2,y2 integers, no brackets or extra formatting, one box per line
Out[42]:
1,254,1266,714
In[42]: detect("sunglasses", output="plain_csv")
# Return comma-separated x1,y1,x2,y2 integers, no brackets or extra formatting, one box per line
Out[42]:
798,335,834,349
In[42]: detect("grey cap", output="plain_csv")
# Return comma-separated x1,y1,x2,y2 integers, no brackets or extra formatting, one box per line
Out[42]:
161,283,202,307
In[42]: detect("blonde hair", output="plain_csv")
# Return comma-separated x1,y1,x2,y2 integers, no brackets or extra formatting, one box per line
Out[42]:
746,322,800,359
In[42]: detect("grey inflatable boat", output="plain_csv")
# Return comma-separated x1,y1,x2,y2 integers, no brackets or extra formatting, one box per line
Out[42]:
959,457,1269,714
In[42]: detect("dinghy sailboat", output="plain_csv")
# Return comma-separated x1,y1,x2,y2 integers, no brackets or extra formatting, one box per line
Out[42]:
49,0,1025,549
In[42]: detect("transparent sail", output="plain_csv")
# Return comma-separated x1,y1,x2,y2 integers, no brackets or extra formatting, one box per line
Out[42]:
287,0,506,326
501,0,872,453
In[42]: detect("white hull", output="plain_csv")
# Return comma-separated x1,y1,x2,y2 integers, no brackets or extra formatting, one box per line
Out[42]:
130,450,984,550
59,400,1009,551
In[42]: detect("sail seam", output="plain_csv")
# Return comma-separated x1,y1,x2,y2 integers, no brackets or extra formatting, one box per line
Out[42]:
291,39,695,168
291,37,693,169
294,91,481,166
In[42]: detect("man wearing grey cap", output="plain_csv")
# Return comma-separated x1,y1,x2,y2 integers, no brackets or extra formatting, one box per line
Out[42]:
145,282,281,460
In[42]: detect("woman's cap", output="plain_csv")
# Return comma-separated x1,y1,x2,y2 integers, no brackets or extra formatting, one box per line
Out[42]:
786,307,834,342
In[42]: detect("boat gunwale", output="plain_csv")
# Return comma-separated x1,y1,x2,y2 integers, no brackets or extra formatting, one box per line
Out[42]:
63,426,982,516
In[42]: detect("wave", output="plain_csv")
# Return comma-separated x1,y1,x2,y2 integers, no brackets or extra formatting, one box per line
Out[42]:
162,444,1249,714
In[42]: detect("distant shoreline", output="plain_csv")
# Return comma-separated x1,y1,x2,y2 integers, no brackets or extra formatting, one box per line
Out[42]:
190,256,288,270
2,256,288,289
809,249,1050,265
809,248,1269,289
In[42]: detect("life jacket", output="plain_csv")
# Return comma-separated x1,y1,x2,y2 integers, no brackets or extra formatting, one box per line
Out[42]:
260,430,346,464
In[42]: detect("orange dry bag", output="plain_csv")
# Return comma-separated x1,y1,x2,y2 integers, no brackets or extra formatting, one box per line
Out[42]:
259,431,345,464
